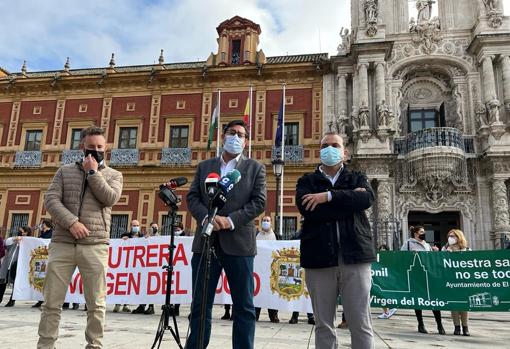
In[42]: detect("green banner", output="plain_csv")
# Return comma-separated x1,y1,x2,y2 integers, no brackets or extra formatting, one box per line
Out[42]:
370,250,510,311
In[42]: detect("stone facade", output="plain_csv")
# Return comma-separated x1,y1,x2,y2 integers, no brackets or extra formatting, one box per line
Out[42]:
325,0,510,249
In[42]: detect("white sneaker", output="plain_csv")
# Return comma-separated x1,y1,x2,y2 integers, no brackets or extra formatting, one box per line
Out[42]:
377,312,390,319
113,304,121,313
387,308,397,318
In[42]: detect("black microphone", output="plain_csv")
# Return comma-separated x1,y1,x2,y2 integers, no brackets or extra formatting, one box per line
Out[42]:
166,176,187,189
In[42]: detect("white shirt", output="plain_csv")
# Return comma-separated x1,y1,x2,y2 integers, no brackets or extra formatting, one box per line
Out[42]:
319,164,344,202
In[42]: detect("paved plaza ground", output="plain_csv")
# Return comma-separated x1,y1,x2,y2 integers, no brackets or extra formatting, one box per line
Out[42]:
0,294,509,349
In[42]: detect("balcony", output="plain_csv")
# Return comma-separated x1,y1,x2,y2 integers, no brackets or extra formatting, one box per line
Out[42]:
61,149,84,165
14,151,42,168
271,145,304,163
109,148,139,167
160,148,191,166
394,127,473,155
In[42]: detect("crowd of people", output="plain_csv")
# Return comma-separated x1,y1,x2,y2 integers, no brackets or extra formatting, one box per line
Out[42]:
0,125,490,349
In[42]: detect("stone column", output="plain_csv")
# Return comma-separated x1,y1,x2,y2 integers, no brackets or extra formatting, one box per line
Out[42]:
358,62,369,107
501,56,510,108
491,178,510,248
337,72,348,116
481,55,497,102
375,62,386,105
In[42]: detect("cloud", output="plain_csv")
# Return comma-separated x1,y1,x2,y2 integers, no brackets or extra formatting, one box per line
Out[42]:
0,0,349,72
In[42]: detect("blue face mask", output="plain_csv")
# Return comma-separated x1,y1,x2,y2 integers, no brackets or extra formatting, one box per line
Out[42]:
320,146,343,166
224,135,245,155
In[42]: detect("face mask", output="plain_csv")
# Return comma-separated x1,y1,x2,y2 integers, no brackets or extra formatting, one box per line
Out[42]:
448,237,457,245
152,227,158,234
84,149,105,164
261,221,271,231
223,135,244,155
418,233,426,241
132,226,140,233
320,146,343,167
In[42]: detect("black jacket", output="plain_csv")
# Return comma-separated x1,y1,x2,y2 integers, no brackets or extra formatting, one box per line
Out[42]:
296,165,376,268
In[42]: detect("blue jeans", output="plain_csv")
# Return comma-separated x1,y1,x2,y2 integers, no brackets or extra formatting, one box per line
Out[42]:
185,253,255,349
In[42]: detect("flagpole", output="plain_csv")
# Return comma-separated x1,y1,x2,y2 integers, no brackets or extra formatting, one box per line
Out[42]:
279,83,286,238
248,84,253,158
216,89,221,157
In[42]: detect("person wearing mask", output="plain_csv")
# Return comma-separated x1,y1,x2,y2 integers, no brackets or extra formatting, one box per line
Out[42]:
254,216,279,323
442,229,470,336
132,221,156,315
186,120,266,349
401,225,444,335
0,226,33,306
296,131,376,349
114,220,140,313
37,126,123,349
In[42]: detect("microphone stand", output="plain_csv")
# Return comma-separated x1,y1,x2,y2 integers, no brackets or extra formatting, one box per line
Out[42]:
151,202,183,349
196,197,221,349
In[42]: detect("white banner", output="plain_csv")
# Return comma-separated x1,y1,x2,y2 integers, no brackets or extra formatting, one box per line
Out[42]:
14,237,313,313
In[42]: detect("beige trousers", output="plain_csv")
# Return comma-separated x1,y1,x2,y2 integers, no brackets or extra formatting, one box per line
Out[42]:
37,242,109,349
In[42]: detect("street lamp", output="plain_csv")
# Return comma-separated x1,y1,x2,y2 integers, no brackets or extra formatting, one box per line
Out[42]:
272,158,285,238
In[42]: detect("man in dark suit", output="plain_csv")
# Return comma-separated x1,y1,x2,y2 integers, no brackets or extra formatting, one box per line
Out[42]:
185,120,266,349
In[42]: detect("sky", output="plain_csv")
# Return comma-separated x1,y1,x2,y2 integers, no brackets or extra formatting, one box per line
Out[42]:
1,0,510,73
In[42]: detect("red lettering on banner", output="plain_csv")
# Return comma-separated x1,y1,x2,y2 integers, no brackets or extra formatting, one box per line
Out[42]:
69,273,83,294
123,246,135,267
147,272,160,295
108,246,121,268
173,244,188,266
133,246,146,267
253,272,260,296
159,244,170,266
146,244,158,267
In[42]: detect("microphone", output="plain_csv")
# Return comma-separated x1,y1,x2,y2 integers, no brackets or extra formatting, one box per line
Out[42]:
166,176,188,189
205,172,220,198
218,169,242,194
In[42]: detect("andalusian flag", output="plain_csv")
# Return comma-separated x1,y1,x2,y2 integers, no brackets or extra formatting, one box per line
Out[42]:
207,105,219,151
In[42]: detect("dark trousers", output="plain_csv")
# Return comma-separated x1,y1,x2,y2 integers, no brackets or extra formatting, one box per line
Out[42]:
186,253,255,349
415,309,442,325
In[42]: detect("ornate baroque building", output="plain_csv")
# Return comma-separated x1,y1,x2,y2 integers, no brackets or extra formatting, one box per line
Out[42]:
0,16,325,239
326,0,510,249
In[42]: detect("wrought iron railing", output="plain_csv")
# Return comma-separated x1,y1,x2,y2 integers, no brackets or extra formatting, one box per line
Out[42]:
394,128,474,155
271,145,304,163
109,148,139,167
161,148,191,166
61,149,84,165
14,151,42,168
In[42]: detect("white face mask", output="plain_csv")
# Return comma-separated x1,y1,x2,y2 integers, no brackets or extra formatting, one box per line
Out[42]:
448,237,457,245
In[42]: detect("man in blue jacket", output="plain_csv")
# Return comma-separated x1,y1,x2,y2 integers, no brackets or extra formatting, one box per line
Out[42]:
296,131,376,349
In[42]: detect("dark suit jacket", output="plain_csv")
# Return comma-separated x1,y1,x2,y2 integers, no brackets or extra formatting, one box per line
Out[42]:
187,155,266,256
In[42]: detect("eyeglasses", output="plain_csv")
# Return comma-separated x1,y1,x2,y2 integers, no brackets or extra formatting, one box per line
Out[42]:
225,129,247,138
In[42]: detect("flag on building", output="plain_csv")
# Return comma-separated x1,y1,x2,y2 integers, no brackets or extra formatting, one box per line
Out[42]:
207,105,219,151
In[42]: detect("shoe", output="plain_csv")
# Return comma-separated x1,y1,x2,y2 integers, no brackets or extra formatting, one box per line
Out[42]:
307,317,315,325
113,304,121,313
338,320,348,329
72,303,79,310
144,305,155,315
462,326,470,336
221,311,231,320
289,316,298,324
437,324,446,335
32,301,43,308
5,300,15,307
454,325,461,335
377,312,390,319
62,303,69,310
418,323,428,334
132,305,146,314
122,305,131,313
